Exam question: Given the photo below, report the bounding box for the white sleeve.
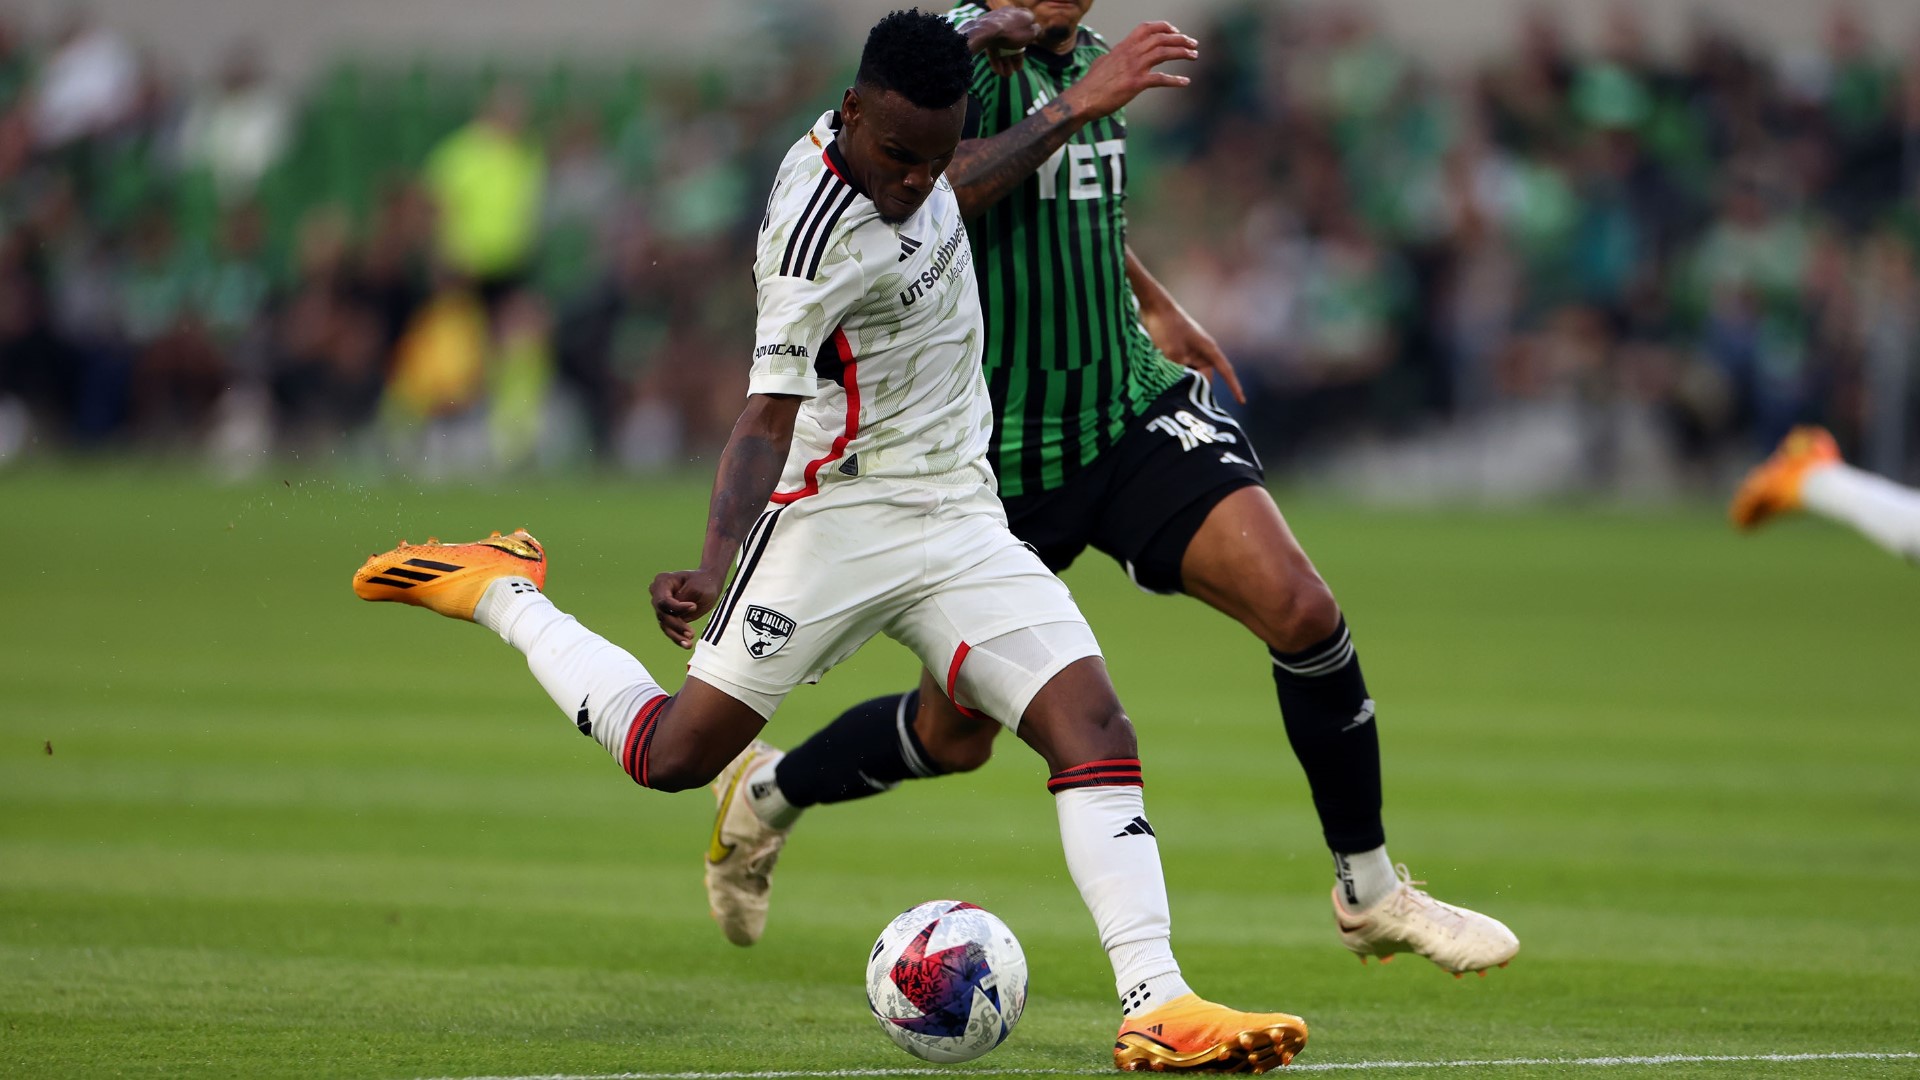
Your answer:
[749,233,867,398]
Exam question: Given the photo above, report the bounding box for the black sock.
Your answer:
[1270,616,1386,852]
[773,691,946,807]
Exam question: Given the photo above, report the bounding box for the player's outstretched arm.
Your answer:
[947,20,1197,219]
[1125,245,1245,403]
[652,393,802,648]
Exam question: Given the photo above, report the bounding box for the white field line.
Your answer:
[418,1049,1919,1080]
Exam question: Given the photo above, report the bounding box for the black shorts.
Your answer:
[1001,371,1265,594]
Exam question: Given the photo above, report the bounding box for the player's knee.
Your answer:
[1070,697,1137,762]
[1018,658,1139,770]
[1262,571,1341,652]
[632,739,719,793]
[923,723,998,773]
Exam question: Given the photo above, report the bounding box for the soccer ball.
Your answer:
[865,899,1028,1063]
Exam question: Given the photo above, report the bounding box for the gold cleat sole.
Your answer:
[1114,1018,1308,1073]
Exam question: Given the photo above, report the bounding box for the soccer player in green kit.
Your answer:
[694,0,1520,986]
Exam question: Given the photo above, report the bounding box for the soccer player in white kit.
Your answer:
[352,12,1307,1072]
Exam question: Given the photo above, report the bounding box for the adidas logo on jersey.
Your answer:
[898,234,923,262]
[896,226,966,307]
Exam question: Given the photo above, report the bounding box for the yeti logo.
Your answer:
[742,606,795,659]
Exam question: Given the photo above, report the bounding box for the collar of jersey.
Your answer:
[1026,27,1093,75]
[821,111,871,199]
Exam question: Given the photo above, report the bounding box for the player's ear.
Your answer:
[841,86,862,130]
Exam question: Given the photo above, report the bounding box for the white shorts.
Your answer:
[687,469,1100,726]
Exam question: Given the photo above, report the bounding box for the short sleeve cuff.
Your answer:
[748,373,824,398]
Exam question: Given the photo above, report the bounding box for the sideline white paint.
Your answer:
[418,1049,1919,1080]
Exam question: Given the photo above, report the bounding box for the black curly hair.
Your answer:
[855,9,971,111]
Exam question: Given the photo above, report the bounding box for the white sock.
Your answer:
[1801,463,1920,563]
[474,577,666,762]
[744,756,800,828]
[1053,780,1192,1010]
[1334,845,1399,910]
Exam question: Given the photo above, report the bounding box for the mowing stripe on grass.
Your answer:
[419,1049,1920,1080]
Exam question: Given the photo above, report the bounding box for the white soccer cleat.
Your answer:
[704,739,791,947]
[1333,864,1519,975]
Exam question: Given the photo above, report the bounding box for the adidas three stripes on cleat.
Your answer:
[352,529,547,620]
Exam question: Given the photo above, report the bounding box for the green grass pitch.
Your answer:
[3,468,1917,1079]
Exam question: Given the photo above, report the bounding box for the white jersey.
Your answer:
[750,112,993,500]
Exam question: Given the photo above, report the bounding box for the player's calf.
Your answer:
[353,530,760,795]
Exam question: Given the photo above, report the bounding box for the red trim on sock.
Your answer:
[1047,773,1146,793]
[944,642,983,719]
[1047,757,1144,793]
[623,694,670,787]
[620,711,647,778]
[1053,757,1143,775]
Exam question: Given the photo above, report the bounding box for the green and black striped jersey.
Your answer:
[949,3,1186,498]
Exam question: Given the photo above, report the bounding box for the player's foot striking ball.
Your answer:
[1331,864,1519,975]
[1113,993,1309,1073]
[708,0,1518,981]
[354,11,1307,1069]
[352,530,547,619]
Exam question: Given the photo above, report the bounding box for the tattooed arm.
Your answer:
[947,20,1197,220]
[651,394,802,648]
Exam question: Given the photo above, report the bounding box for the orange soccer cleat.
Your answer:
[352,529,546,621]
[1730,426,1840,531]
[1113,994,1308,1073]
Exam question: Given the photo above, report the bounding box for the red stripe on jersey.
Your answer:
[771,327,859,504]
[944,642,983,720]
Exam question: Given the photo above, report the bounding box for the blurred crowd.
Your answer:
[1,4,1918,492]
[1146,2,1920,491]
